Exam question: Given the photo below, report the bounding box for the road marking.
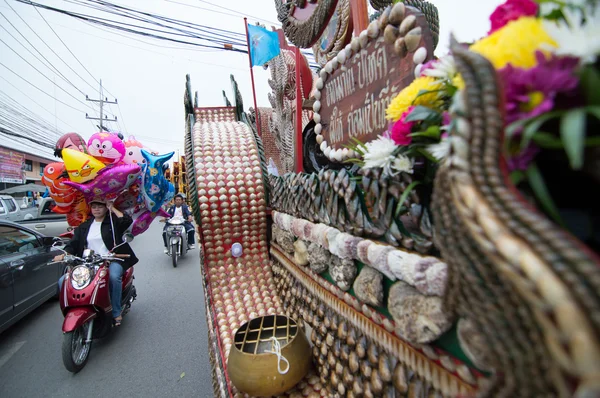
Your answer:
[0,341,25,368]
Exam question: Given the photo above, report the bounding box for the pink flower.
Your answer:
[489,0,538,34]
[501,51,579,126]
[390,106,416,146]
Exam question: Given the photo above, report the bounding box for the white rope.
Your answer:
[264,337,290,375]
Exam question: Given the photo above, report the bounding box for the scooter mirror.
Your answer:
[123,233,134,243]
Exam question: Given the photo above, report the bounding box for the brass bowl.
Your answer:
[227,315,312,396]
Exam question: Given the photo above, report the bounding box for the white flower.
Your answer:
[361,136,414,177]
[542,5,600,64]
[422,55,457,80]
[391,155,414,174]
[362,136,397,169]
[426,137,451,162]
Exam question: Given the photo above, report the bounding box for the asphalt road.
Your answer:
[0,222,214,398]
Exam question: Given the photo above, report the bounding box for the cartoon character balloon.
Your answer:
[54,133,88,158]
[62,148,106,183]
[66,192,90,227]
[123,136,148,166]
[87,132,126,165]
[130,149,174,235]
[41,162,77,214]
[64,164,142,202]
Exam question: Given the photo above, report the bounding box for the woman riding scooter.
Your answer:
[54,198,138,326]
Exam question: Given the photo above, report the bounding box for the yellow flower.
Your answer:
[386,77,444,121]
[452,75,465,90]
[470,17,558,70]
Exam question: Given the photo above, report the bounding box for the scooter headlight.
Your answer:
[71,266,92,290]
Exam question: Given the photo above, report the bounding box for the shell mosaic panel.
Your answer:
[192,115,324,397]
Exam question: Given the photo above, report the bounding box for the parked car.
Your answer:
[0,220,65,334]
[18,197,72,238]
[0,195,25,222]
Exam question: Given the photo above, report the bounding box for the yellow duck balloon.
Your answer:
[62,148,105,183]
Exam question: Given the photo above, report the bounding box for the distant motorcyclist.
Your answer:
[162,193,195,253]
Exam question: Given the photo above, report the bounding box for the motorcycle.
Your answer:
[54,234,137,373]
[164,216,188,268]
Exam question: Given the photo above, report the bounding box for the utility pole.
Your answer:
[85,79,117,132]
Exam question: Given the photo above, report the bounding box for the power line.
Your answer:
[1,0,92,96]
[0,78,78,130]
[17,0,248,52]
[0,91,69,134]
[196,0,281,26]
[0,37,97,112]
[0,61,86,113]
[30,4,103,94]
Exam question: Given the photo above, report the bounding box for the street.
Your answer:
[0,222,214,398]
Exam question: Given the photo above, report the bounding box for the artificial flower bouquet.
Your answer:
[350,0,600,245]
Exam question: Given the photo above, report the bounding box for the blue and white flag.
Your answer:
[247,24,281,66]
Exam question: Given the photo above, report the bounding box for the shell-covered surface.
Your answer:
[271,244,480,396]
[432,42,600,396]
[192,112,323,397]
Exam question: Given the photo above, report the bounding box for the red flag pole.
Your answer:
[294,46,303,173]
[243,17,262,138]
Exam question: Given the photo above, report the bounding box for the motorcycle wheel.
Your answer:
[62,321,92,373]
[171,243,178,268]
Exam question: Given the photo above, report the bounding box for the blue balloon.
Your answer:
[140,149,175,212]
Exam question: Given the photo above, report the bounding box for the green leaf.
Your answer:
[526,163,565,227]
[560,109,586,169]
[520,112,561,150]
[510,170,526,185]
[505,110,564,140]
[416,147,439,163]
[180,372,186,379]
[531,131,564,148]
[543,8,566,21]
[579,66,600,105]
[409,125,441,140]
[395,180,422,217]
[586,105,600,121]
[404,106,441,123]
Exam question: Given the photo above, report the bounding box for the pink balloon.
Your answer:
[64,164,141,202]
[88,132,126,165]
[131,208,169,236]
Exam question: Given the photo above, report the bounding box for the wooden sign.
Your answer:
[312,3,433,162]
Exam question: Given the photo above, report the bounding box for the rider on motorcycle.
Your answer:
[54,198,138,326]
[162,193,196,253]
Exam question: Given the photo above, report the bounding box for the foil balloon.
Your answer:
[129,149,175,236]
[54,132,88,158]
[87,132,126,165]
[62,148,105,183]
[64,164,142,202]
[66,192,90,227]
[114,182,141,214]
[131,207,170,236]
[140,149,174,212]
[123,136,148,166]
[41,162,77,214]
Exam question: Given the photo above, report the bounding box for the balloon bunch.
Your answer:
[44,132,175,235]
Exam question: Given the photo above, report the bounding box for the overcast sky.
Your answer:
[0,0,502,157]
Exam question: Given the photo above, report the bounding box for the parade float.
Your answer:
[186,0,600,396]
[45,132,175,235]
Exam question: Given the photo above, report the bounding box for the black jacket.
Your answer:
[166,204,192,219]
[64,213,139,270]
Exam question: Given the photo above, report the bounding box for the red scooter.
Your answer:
[54,234,137,373]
